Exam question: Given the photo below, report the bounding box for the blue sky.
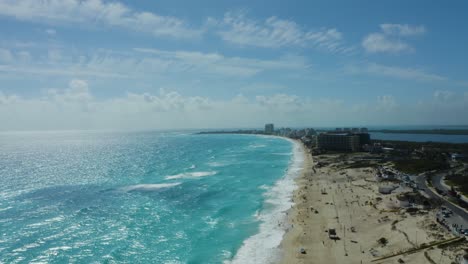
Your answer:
[0,0,467,130]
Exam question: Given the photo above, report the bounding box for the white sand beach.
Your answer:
[280,144,466,264]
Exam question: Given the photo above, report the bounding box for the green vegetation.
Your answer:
[445,173,468,195]
[393,159,449,174]
[345,161,378,169]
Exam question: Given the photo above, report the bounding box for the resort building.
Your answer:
[316,131,371,152]
[316,133,361,152]
[264,123,274,134]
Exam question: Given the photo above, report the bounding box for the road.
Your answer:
[414,173,468,228]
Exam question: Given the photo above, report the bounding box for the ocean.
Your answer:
[0,131,303,264]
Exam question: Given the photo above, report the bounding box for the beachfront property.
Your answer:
[316,130,370,152]
[265,123,274,134]
[452,153,468,162]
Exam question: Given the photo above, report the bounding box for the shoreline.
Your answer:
[228,137,305,264]
[279,149,465,264]
[278,140,314,263]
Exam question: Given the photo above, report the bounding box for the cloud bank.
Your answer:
[1,80,467,131]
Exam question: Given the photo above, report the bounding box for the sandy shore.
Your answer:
[279,143,465,264]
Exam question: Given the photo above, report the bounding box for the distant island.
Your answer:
[369,129,468,135]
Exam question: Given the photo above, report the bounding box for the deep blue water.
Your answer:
[0,131,302,263]
[370,132,468,143]
[315,125,468,143]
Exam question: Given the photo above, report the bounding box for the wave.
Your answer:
[165,171,217,180]
[207,161,228,167]
[247,143,266,149]
[120,183,181,192]
[227,138,304,264]
[272,152,292,156]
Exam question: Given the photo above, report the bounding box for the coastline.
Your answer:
[228,137,305,264]
[279,149,465,264]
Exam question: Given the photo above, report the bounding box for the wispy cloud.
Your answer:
[376,95,398,111]
[133,47,310,77]
[362,24,425,53]
[215,11,351,53]
[380,24,426,36]
[362,33,412,53]
[0,0,201,38]
[0,46,310,79]
[0,64,127,78]
[346,62,446,82]
[0,48,14,62]
[433,90,454,102]
[45,28,57,36]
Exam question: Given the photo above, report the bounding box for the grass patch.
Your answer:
[345,161,377,169]
[393,159,449,174]
[445,174,468,195]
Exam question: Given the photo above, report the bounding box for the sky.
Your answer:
[0,0,467,131]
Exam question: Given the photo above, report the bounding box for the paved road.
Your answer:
[432,173,449,193]
[415,173,468,224]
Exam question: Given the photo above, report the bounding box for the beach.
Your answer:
[280,143,465,264]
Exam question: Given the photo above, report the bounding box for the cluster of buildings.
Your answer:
[264,124,371,152]
[264,124,317,138]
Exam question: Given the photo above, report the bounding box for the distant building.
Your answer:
[305,128,317,136]
[357,133,371,145]
[264,123,274,134]
[451,153,467,162]
[317,133,360,152]
[317,130,371,152]
[360,127,368,133]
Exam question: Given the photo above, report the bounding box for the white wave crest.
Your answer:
[120,183,181,192]
[207,161,227,167]
[248,143,266,149]
[227,138,304,264]
[165,171,217,180]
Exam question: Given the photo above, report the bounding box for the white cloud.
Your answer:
[0,48,14,62]
[45,28,56,35]
[0,64,127,78]
[346,62,446,82]
[255,94,301,111]
[48,49,62,62]
[362,33,411,53]
[239,83,287,93]
[0,0,201,39]
[433,90,454,102]
[380,24,426,36]
[1,82,467,131]
[17,51,31,62]
[0,47,310,80]
[216,12,350,53]
[131,48,309,77]
[377,95,397,111]
[362,23,425,53]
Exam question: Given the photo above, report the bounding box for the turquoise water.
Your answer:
[0,131,302,263]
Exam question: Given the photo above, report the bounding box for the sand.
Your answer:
[279,144,465,264]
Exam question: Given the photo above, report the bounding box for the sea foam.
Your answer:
[227,138,304,264]
[120,183,181,192]
[165,171,217,180]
